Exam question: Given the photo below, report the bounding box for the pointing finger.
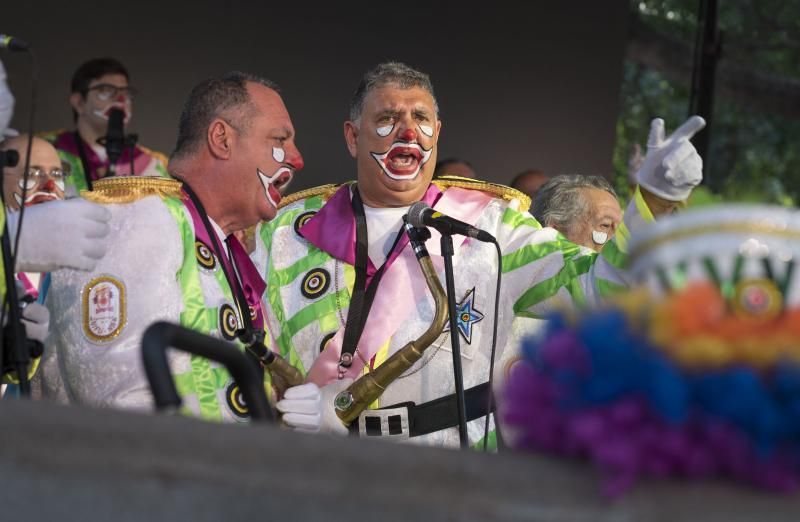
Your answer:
[669,115,706,142]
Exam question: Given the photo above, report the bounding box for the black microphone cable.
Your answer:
[483,238,503,452]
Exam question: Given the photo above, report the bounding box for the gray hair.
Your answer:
[349,61,439,122]
[531,174,617,235]
[171,71,278,161]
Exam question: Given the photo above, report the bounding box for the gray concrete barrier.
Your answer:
[0,399,798,521]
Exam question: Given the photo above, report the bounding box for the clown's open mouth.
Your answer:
[15,191,59,207]
[371,142,432,180]
[258,167,293,208]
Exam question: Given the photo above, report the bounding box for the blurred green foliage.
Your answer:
[614,0,800,206]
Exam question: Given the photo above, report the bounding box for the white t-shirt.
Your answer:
[362,204,410,267]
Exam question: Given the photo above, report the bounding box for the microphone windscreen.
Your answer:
[408,201,430,229]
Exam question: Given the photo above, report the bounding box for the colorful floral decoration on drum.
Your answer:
[502,281,800,497]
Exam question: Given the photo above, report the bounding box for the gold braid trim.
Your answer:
[278,183,342,209]
[81,177,184,204]
[433,175,531,212]
[138,145,170,167]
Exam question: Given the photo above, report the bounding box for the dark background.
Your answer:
[3,1,629,191]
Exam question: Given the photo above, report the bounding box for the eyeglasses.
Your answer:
[20,166,71,187]
[85,83,138,101]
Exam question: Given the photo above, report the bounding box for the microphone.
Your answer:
[98,108,125,175]
[0,34,30,52]
[408,201,495,243]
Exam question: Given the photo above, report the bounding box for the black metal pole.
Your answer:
[141,321,273,422]
[0,216,30,396]
[440,233,469,448]
[689,0,721,190]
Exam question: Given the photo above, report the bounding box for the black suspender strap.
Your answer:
[338,186,405,374]
[179,180,256,340]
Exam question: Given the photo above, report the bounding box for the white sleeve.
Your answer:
[42,196,185,410]
[0,59,15,136]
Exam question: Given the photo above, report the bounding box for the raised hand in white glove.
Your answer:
[276,378,353,435]
[636,115,706,201]
[21,302,49,344]
[9,198,111,272]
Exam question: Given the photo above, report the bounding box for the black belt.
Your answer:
[351,382,493,438]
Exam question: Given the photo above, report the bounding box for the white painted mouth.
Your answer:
[370,141,433,181]
[95,104,131,124]
[258,167,292,209]
[592,230,609,245]
[14,191,59,207]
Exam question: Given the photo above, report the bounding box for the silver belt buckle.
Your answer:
[357,406,410,439]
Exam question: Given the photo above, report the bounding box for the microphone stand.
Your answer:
[440,233,469,448]
[0,156,31,397]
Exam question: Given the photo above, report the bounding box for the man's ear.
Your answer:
[69,92,84,116]
[207,119,233,159]
[344,121,359,159]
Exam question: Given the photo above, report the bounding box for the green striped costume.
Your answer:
[254,181,641,448]
[41,182,269,422]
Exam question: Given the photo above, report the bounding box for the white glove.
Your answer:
[636,115,706,201]
[276,378,353,435]
[9,198,112,272]
[21,302,49,344]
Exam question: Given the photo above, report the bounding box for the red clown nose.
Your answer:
[399,128,417,142]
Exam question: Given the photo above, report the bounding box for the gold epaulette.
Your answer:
[81,176,184,204]
[138,145,170,167]
[433,175,531,213]
[278,183,342,209]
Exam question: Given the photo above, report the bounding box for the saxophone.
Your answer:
[243,332,305,396]
[333,219,449,425]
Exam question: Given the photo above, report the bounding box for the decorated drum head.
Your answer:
[628,204,800,310]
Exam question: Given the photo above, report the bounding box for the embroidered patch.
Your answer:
[443,287,484,344]
[301,268,331,299]
[82,275,126,343]
[225,381,250,420]
[319,331,336,353]
[195,240,217,271]
[219,304,239,340]
[294,211,317,237]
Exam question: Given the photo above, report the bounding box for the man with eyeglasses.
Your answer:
[42,57,168,196]
[0,134,113,394]
[1,132,75,293]
[2,135,68,211]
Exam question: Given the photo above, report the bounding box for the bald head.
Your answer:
[511,169,549,200]
[1,135,65,210]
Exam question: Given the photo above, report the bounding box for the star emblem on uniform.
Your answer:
[444,287,484,344]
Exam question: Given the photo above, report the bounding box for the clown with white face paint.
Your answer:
[254,61,706,450]
[1,136,67,212]
[41,72,302,420]
[41,58,169,196]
